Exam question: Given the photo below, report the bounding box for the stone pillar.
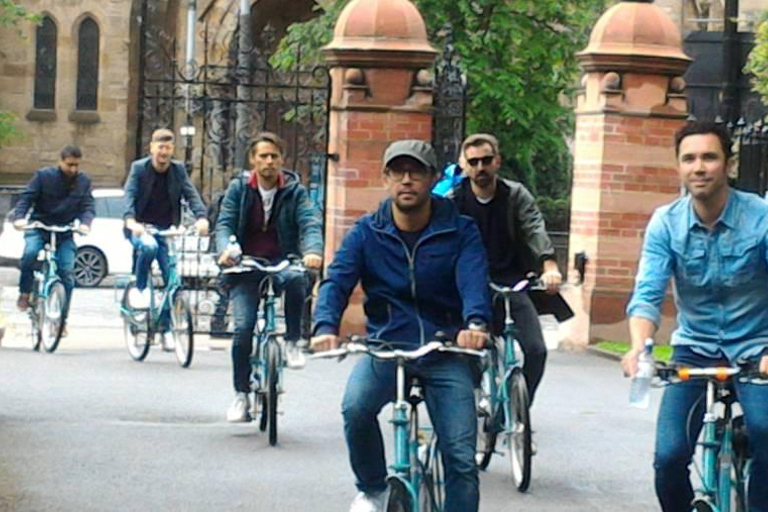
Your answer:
[564,0,692,346]
[321,0,437,333]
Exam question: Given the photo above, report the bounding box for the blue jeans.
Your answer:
[342,354,479,512]
[230,268,307,392]
[19,229,76,319]
[130,233,169,290]
[654,346,768,512]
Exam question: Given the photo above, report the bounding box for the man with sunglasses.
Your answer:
[448,133,562,408]
[311,139,491,512]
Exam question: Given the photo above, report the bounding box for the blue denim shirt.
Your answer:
[627,189,768,361]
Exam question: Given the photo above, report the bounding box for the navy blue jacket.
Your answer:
[313,196,491,345]
[12,167,95,227]
[123,157,207,236]
[214,170,323,258]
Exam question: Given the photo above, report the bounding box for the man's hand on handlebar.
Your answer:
[12,219,26,231]
[77,224,91,235]
[760,354,768,375]
[125,218,145,237]
[456,329,488,350]
[310,334,339,353]
[303,253,322,270]
[541,259,562,295]
[217,248,239,268]
[195,218,210,236]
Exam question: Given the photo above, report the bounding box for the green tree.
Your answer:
[0,0,39,147]
[745,11,768,108]
[272,0,605,213]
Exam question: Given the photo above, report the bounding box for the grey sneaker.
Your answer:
[349,490,387,512]
[285,342,306,370]
[161,331,175,352]
[226,392,251,423]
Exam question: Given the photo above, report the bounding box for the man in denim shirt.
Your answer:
[624,121,768,512]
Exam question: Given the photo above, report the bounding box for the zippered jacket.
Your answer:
[214,170,322,259]
[313,196,491,345]
[12,167,95,227]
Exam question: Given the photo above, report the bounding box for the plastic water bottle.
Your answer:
[226,235,242,264]
[629,339,654,409]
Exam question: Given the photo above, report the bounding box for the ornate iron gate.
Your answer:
[136,3,330,203]
[432,27,467,172]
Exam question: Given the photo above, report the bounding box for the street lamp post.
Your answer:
[182,0,197,174]
[722,0,740,121]
[234,0,253,173]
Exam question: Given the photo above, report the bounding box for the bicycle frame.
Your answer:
[250,272,284,392]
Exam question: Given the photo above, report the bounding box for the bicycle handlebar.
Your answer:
[310,336,485,362]
[220,256,305,276]
[654,360,768,385]
[143,225,198,238]
[490,278,546,296]
[23,221,82,233]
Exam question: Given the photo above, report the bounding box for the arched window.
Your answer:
[33,16,57,109]
[76,17,99,111]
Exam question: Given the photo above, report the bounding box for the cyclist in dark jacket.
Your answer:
[12,145,94,329]
[311,140,490,512]
[216,132,322,422]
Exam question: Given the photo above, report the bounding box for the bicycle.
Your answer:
[655,360,767,512]
[475,278,537,492]
[311,336,484,512]
[119,225,194,368]
[23,221,80,353]
[220,256,307,446]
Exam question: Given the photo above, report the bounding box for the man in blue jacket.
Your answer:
[12,145,95,331]
[311,140,491,512]
[123,128,209,313]
[216,132,323,422]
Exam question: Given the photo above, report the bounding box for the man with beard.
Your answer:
[624,121,768,511]
[123,129,209,348]
[311,140,490,512]
[13,145,95,335]
[448,133,562,407]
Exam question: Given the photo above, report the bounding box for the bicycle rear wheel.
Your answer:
[123,285,151,362]
[40,281,66,353]
[506,368,532,492]
[171,291,194,368]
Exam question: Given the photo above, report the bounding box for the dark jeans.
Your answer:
[342,355,479,512]
[654,346,768,512]
[491,291,547,404]
[19,229,76,319]
[230,268,307,392]
[130,233,169,290]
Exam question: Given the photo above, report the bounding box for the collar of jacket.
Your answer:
[371,196,459,238]
[248,170,289,190]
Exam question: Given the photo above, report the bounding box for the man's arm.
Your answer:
[214,179,242,265]
[12,171,42,225]
[310,223,365,350]
[512,183,556,263]
[78,178,96,227]
[122,161,144,235]
[455,219,492,327]
[622,211,674,376]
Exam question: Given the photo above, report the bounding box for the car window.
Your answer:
[94,195,126,219]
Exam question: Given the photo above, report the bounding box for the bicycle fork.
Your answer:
[697,381,733,512]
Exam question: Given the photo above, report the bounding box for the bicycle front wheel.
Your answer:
[40,281,66,353]
[386,477,414,512]
[123,285,151,362]
[29,291,42,352]
[506,368,532,492]
[418,435,445,512]
[171,291,194,368]
[265,339,280,446]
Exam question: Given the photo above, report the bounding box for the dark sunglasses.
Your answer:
[466,155,495,167]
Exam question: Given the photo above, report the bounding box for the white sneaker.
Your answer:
[129,287,151,309]
[349,491,387,512]
[226,392,251,423]
[162,331,175,351]
[285,343,306,370]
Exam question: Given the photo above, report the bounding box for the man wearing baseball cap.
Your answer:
[312,140,491,512]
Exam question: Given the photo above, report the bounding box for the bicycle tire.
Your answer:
[476,353,501,470]
[123,285,151,362]
[40,281,66,353]
[732,456,750,512]
[418,435,445,512]
[171,292,194,368]
[692,498,716,512]
[29,291,42,352]
[266,339,280,446]
[506,368,532,492]
[386,477,413,512]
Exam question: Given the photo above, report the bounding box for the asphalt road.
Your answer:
[0,271,661,512]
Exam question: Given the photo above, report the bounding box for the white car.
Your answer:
[0,188,218,287]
